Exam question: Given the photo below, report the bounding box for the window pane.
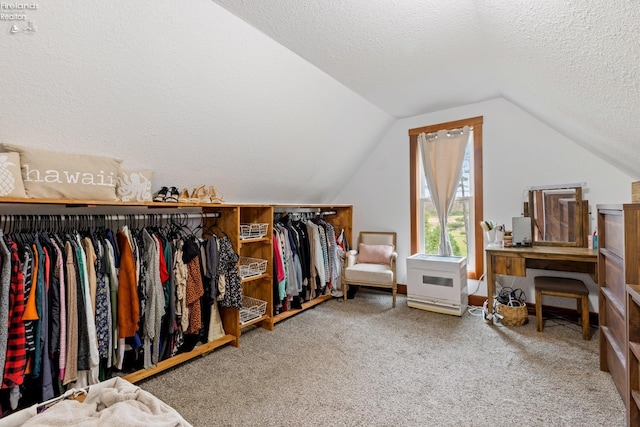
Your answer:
[421,198,470,257]
[419,135,475,272]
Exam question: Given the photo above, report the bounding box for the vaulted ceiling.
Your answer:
[213,0,640,179]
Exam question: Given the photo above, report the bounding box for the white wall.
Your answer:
[0,0,393,203]
[334,97,633,312]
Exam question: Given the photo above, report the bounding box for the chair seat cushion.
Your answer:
[345,263,393,284]
[534,276,588,295]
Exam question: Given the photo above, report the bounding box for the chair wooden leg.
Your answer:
[344,284,347,303]
[536,289,543,332]
[581,295,590,340]
[576,298,582,325]
[392,287,396,308]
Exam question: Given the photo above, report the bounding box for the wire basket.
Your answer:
[240,295,267,324]
[240,223,269,240]
[495,300,529,326]
[238,256,267,279]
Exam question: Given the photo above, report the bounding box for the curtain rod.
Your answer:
[418,125,470,140]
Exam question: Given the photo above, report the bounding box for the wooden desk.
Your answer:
[485,246,598,324]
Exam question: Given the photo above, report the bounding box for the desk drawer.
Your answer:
[491,256,525,276]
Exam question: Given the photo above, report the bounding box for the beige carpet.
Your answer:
[139,289,625,426]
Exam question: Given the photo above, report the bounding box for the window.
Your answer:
[409,116,484,279]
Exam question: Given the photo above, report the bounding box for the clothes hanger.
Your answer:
[200,213,227,239]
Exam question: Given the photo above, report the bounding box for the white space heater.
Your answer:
[406,254,468,316]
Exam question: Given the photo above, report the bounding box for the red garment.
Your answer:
[157,238,169,283]
[273,232,285,283]
[3,239,26,388]
[117,231,139,338]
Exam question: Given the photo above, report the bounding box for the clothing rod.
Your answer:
[273,208,322,214]
[273,211,336,219]
[273,208,337,215]
[0,213,221,232]
[0,212,220,221]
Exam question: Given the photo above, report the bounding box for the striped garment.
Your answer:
[21,248,35,352]
[3,239,27,388]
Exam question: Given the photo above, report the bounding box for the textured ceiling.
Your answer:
[213,0,640,179]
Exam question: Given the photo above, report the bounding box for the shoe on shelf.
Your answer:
[153,187,169,202]
[192,185,210,204]
[165,186,180,203]
[208,186,223,204]
[178,188,191,203]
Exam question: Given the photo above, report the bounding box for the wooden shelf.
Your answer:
[121,334,236,383]
[0,197,278,209]
[270,295,334,325]
[629,284,640,306]
[241,273,271,284]
[602,326,625,360]
[239,237,271,245]
[632,390,640,411]
[598,204,640,424]
[602,287,625,316]
[240,314,270,329]
[600,247,622,262]
[631,342,640,361]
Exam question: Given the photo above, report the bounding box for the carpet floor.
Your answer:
[139,289,625,426]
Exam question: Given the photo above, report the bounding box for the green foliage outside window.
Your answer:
[423,209,465,256]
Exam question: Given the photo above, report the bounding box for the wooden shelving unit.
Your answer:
[268,204,352,327]
[627,284,640,426]
[0,197,352,386]
[598,203,640,426]
[0,197,244,382]
[212,203,353,337]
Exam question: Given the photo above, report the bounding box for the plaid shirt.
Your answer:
[3,238,27,388]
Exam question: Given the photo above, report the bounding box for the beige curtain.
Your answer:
[418,126,470,256]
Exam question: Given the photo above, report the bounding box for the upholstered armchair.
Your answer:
[342,231,397,307]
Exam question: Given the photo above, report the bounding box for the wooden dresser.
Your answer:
[597,204,640,424]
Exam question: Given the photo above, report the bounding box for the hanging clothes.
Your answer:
[142,230,164,369]
[272,213,349,310]
[185,257,204,335]
[0,235,12,385]
[117,228,139,339]
[217,236,242,309]
[62,241,78,386]
[53,239,66,383]
[2,237,26,389]
[94,241,111,363]
[0,213,236,413]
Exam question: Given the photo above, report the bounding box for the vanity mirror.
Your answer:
[526,184,588,247]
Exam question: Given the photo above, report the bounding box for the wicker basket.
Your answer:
[495,300,528,326]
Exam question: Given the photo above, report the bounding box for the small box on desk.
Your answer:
[633,181,640,203]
